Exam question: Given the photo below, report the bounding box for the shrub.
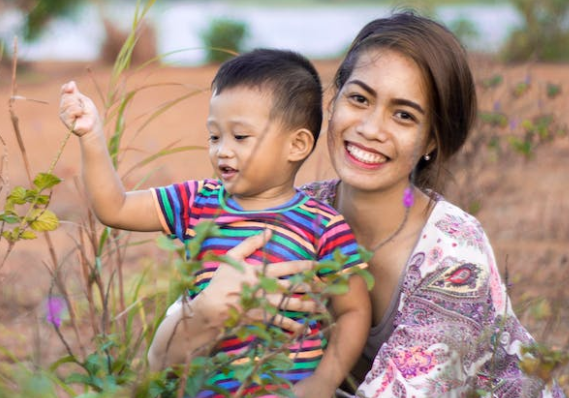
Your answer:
[200,18,249,64]
[502,0,569,62]
[448,17,480,50]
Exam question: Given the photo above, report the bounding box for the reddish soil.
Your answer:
[0,57,568,375]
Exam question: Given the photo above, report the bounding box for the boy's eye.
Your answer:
[234,134,249,140]
[208,135,219,142]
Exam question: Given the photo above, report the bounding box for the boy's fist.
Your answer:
[59,81,101,137]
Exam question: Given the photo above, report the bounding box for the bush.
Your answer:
[502,0,569,62]
[200,18,249,64]
[448,17,479,50]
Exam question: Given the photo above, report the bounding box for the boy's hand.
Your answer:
[59,81,101,137]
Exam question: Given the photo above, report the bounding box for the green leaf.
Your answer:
[33,172,62,191]
[7,186,27,205]
[323,283,350,296]
[24,188,39,202]
[2,230,15,242]
[35,194,51,205]
[65,372,93,386]
[259,276,279,293]
[156,234,180,252]
[28,209,60,231]
[20,230,37,240]
[268,352,294,371]
[332,248,348,265]
[3,228,25,242]
[49,355,79,372]
[354,268,375,291]
[97,226,111,257]
[0,212,20,224]
[357,246,374,263]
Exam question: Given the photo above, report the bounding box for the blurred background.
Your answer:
[1,0,568,67]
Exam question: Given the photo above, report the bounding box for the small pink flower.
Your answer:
[403,187,414,208]
[46,296,67,328]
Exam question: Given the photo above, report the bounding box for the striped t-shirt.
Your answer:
[152,179,364,397]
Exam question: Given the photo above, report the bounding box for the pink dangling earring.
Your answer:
[424,153,431,161]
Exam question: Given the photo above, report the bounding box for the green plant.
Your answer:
[448,16,480,49]
[502,0,569,62]
[447,70,567,213]
[19,0,85,41]
[0,35,67,270]
[200,18,249,64]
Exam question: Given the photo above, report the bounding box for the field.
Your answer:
[1,54,568,394]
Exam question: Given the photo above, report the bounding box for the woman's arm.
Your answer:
[293,275,371,398]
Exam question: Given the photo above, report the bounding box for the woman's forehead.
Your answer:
[351,50,427,98]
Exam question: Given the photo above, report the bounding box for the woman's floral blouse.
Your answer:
[302,180,565,398]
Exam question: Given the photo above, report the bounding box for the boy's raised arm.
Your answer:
[59,81,162,232]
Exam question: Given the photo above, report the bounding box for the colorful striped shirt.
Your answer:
[152,179,365,397]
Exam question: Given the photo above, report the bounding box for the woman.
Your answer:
[299,12,565,397]
[157,11,565,398]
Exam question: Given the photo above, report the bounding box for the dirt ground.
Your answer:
[1,56,568,369]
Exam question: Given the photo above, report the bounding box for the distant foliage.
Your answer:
[448,17,480,50]
[448,69,567,215]
[21,0,84,41]
[502,0,569,62]
[200,18,249,64]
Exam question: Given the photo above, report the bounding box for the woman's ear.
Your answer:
[326,99,335,121]
[425,134,437,158]
[288,128,315,163]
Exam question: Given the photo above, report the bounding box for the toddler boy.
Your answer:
[59,48,370,398]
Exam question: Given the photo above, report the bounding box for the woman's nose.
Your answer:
[356,109,388,142]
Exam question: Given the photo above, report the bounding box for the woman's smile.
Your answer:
[345,141,388,167]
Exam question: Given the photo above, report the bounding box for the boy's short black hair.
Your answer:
[211,48,323,145]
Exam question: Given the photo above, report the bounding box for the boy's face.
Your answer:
[207,86,295,202]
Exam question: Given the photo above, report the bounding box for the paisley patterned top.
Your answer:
[301,180,565,398]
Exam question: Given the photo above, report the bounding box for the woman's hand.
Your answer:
[292,374,336,398]
[197,230,324,334]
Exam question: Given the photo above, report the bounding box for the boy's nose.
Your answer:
[216,142,234,158]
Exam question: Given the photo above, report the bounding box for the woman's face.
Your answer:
[328,49,433,194]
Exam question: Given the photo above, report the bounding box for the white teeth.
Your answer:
[346,143,386,164]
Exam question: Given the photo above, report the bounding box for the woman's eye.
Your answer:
[234,134,249,141]
[395,111,416,122]
[349,94,368,105]
[208,135,219,142]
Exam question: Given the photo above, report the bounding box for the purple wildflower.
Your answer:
[403,186,414,208]
[46,296,66,328]
[493,101,501,111]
